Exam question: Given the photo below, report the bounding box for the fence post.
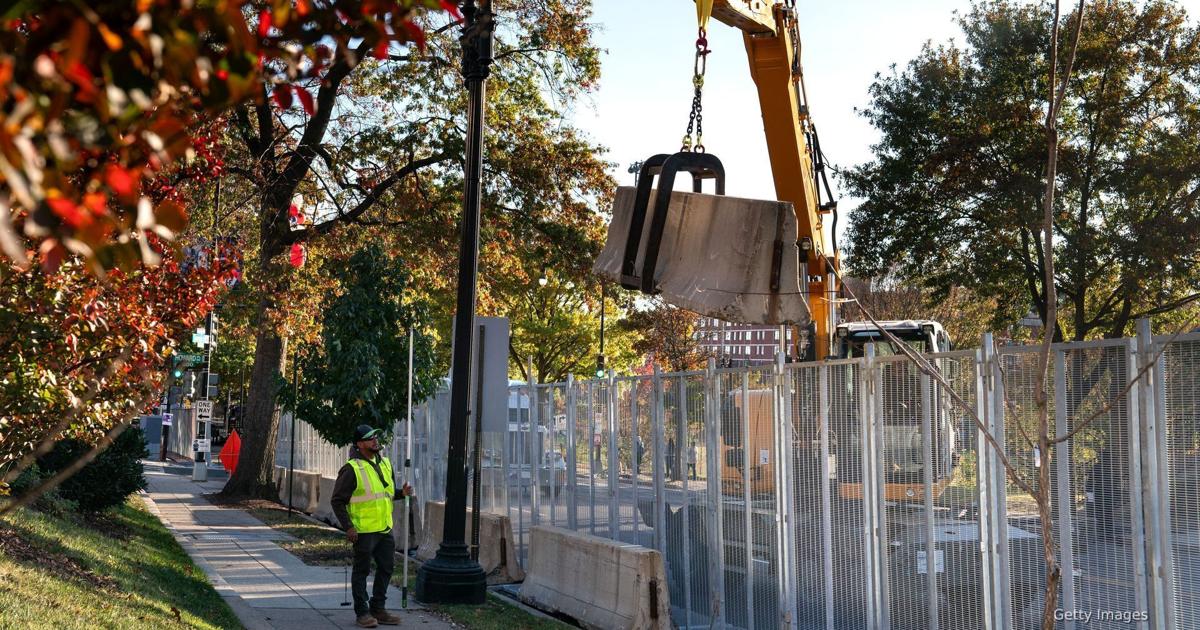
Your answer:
[819,363,835,629]
[501,387,514,563]
[530,365,541,528]
[588,379,597,537]
[1148,320,1177,630]
[567,375,578,531]
[652,365,667,556]
[920,369,939,630]
[774,352,798,628]
[679,374,693,629]
[1126,338,1152,622]
[976,334,1000,630]
[1054,350,1077,630]
[872,347,891,630]
[860,344,881,629]
[548,385,558,527]
[607,370,619,542]
[704,358,726,627]
[1137,318,1172,629]
[989,340,1012,629]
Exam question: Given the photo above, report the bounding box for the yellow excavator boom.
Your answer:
[710,0,836,360]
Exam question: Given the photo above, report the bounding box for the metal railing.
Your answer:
[277,321,1199,629]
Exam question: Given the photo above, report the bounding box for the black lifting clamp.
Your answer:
[619,152,726,295]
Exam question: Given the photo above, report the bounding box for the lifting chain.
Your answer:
[681,28,710,153]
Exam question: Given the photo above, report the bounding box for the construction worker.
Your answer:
[331,424,411,628]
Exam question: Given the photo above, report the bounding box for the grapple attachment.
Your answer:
[593,152,810,326]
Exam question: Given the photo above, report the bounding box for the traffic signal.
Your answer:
[173,368,183,379]
[595,353,606,378]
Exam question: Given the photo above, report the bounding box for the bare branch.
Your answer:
[290,152,452,243]
[830,267,1040,499]
[1052,314,1200,446]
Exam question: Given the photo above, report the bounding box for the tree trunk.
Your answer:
[221,312,287,498]
[221,194,292,499]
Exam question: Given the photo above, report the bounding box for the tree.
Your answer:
[0,238,237,505]
[841,276,999,347]
[843,0,1200,341]
[0,0,448,272]
[221,1,608,498]
[284,245,440,446]
[501,270,639,384]
[621,300,713,372]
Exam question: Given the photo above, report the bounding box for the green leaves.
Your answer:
[846,0,1200,339]
[286,244,439,447]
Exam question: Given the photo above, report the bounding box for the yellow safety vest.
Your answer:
[347,457,394,534]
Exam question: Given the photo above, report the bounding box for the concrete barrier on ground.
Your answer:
[313,474,338,525]
[520,526,670,630]
[416,500,524,584]
[273,466,321,514]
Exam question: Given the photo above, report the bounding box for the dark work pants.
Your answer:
[351,531,395,615]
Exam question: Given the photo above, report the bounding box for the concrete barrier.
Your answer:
[273,466,321,514]
[520,526,670,630]
[314,474,338,525]
[416,500,524,584]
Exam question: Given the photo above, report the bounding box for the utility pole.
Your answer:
[414,0,492,605]
[596,280,606,378]
[192,180,220,481]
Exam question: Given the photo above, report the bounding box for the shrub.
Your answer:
[5,464,79,516]
[38,424,148,513]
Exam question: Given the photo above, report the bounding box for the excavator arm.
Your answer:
[593,1,839,359]
[710,0,838,359]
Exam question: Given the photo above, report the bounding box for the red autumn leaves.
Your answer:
[1,1,457,274]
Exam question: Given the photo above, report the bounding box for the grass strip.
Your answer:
[0,496,241,629]
[429,592,570,630]
[243,505,352,566]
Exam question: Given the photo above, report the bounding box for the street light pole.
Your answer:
[414,0,492,605]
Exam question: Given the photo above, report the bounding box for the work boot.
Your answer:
[371,609,401,625]
[355,613,379,628]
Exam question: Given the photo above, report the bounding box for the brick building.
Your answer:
[694,317,796,366]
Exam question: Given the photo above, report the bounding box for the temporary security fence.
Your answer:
[277,321,1200,629]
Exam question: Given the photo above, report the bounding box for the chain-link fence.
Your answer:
[276,321,1198,629]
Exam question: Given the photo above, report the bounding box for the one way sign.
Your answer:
[196,400,213,422]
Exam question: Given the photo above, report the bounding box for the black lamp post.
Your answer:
[414,0,492,604]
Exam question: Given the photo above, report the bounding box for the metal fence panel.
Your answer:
[787,362,832,629]
[1057,343,1144,630]
[1163,337,1200,629]
[272,324,1194,630]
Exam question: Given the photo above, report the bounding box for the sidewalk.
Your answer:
[141,460,456,630]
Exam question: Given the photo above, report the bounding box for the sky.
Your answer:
[569,0,1200,247]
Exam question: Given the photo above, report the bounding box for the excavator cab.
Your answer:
[833,320,959,502]
[834,320,953,358]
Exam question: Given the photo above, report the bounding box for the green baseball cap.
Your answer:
[353,424,382,442]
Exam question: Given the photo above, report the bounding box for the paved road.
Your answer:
[141,460,456,630]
